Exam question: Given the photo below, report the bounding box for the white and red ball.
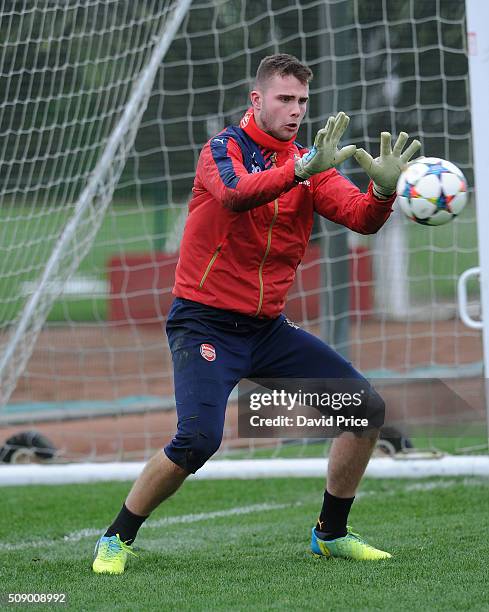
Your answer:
[396,157,467,226]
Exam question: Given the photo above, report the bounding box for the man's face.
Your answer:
[251,74,308,141]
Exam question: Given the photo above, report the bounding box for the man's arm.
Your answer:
[199,136,296,213]
[312,169,396,235]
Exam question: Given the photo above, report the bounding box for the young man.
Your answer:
[93,54,420,573]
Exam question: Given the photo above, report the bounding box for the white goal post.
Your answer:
[466,0,489,395]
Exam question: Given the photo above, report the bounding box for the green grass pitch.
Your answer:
[1,476,488,610]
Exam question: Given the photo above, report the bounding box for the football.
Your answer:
[396,157,467,226]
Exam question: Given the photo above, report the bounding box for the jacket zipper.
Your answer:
[255,198,279,316]
[198,245,222,289]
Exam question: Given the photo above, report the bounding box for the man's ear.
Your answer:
[250,89,262,111]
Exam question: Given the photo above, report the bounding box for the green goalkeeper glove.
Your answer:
[354,132,421,198]
[294,112,356,180]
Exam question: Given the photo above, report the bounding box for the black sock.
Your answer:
[315,490,354,540]
[105,504,149,545]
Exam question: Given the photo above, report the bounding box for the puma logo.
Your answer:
[213,138,225,144]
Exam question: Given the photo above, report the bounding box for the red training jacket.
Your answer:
[173,109,395,318]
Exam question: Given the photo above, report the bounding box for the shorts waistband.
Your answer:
[172,297,279,329]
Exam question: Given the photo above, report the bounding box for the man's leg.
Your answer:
[95,452,188,570]
[93,393,231,575]
[250,316,390,560]
[326,430,379,498]
[100,383,229,553]
[315,389,385,544]
[93,299,248,574]
[312,427,390,560]
[125,451,188,516]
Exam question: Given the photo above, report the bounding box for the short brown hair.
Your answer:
[255,53,313,88]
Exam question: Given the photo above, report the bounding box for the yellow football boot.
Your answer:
[92,533,137,574]
[311,526,392,561]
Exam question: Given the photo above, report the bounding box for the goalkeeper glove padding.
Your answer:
[354,131,421,198]
[294,112,356,180]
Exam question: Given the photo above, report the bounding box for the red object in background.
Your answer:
[108,246,372,324]
[108,253,179,323]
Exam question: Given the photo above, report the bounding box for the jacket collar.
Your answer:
[240,108,294,152]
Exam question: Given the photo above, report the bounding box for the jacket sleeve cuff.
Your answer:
[368,181,396,207]
[282,158,297,184]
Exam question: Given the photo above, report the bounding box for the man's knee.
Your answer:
[186,429,222,471]
[338,385,385,436]
[164,424,223,474]
[366,388,385,430]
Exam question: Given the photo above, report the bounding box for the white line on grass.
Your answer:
[0,502,301,552]
[1,478,487,552]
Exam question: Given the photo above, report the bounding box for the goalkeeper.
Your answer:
[93,53,420,573]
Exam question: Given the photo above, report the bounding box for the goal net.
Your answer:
[0,0,484,467]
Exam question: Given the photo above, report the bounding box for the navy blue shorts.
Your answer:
[164,298,383,473]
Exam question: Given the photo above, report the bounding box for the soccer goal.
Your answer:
[0,0,486,482]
